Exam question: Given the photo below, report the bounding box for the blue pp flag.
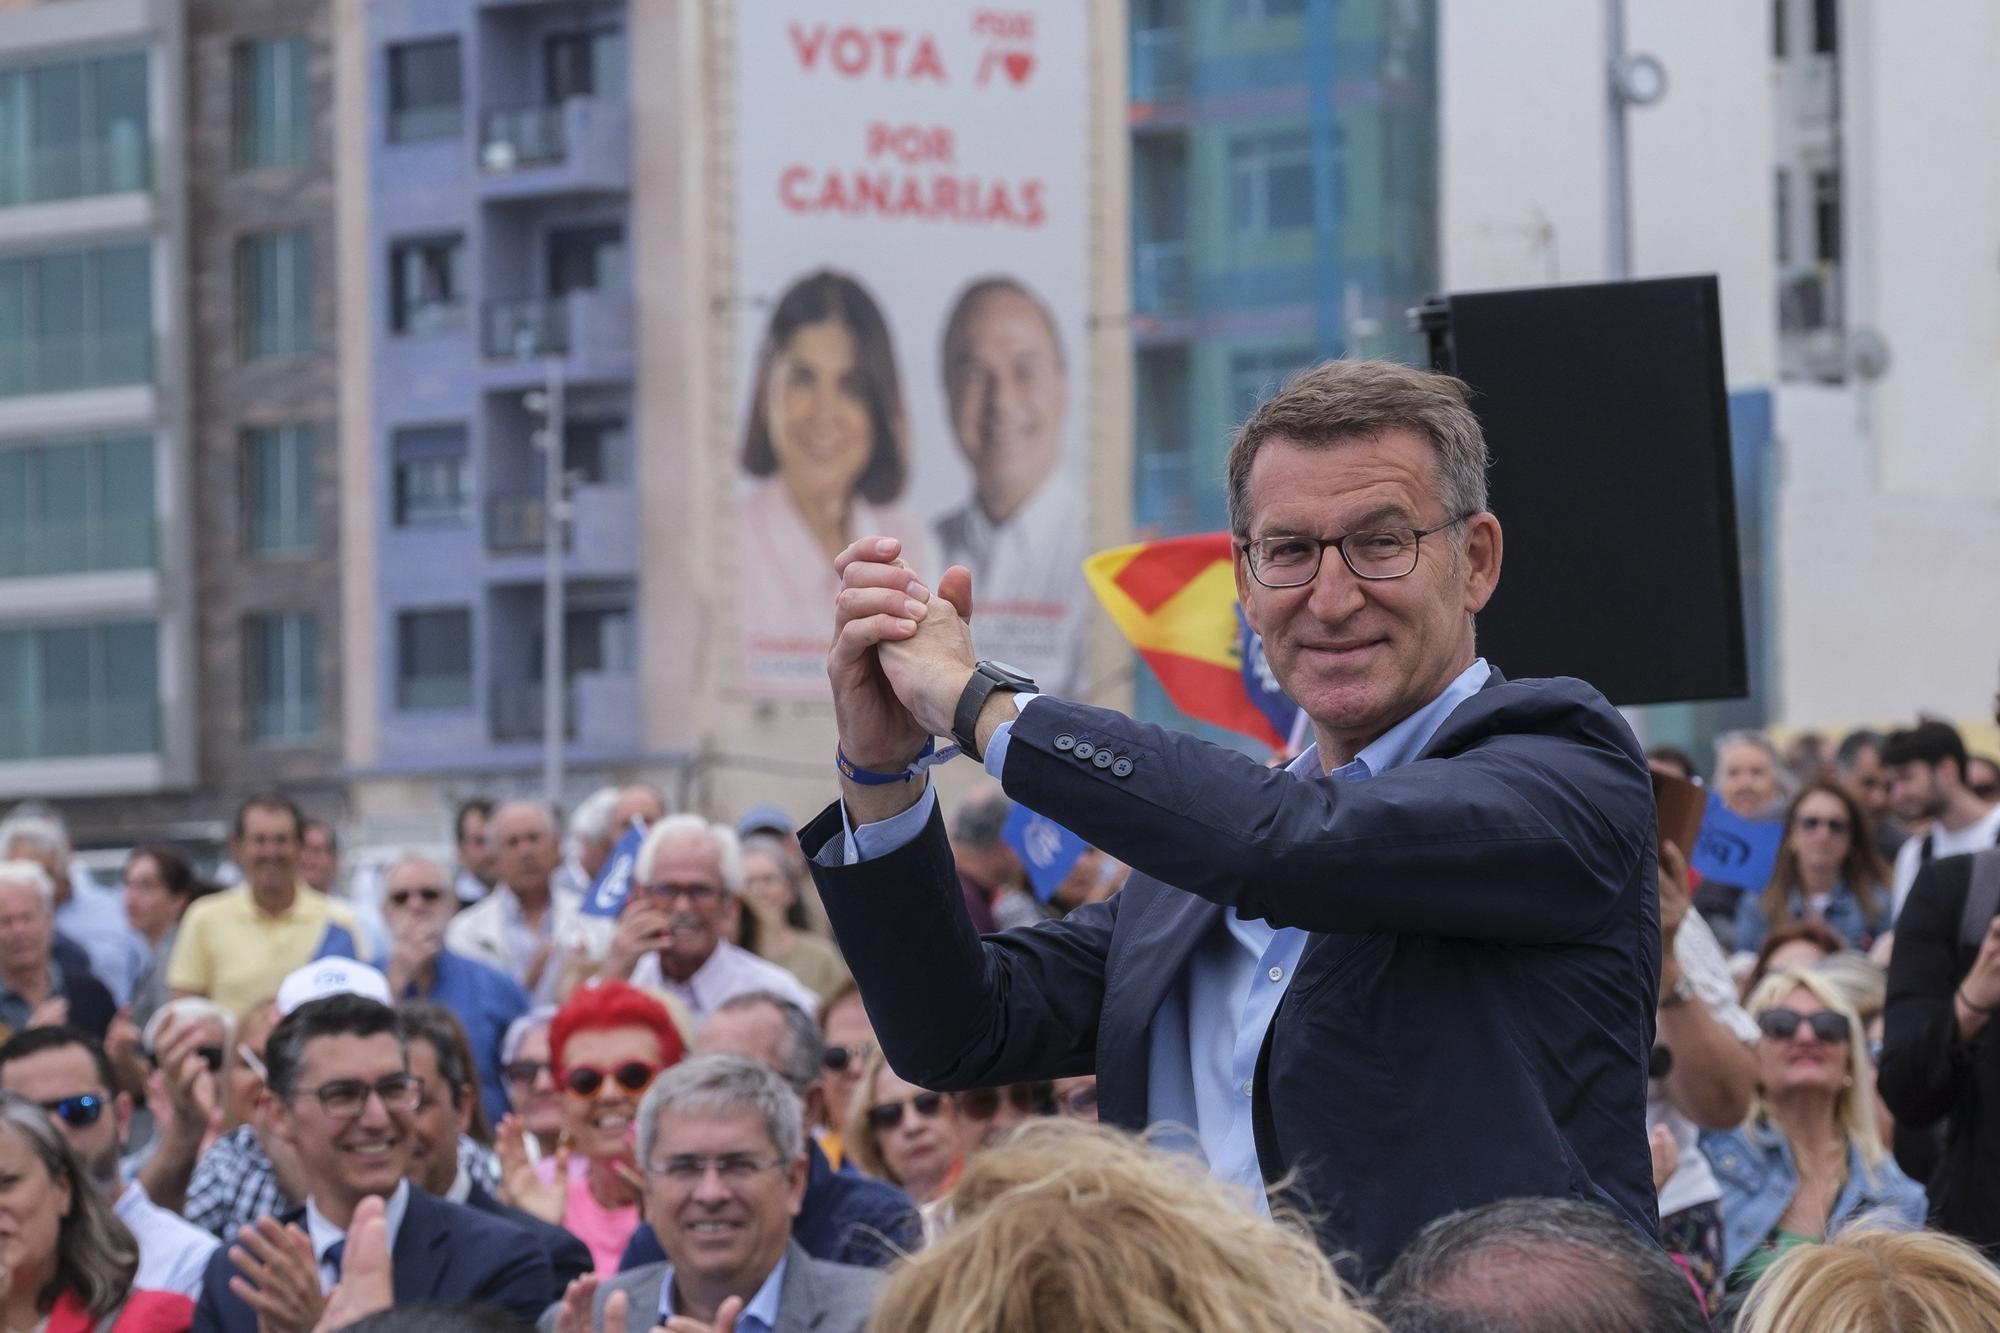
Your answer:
[581,820,646,918]
[1002,804,1088,903]
[1688,793,1785,891]
[1237,605,1302,749]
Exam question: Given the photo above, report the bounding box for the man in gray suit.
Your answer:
[543,1054,880,1333]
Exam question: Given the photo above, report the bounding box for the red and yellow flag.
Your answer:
[1083,533,1289,750]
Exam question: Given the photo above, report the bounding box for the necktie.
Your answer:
[323,1239,346,1280]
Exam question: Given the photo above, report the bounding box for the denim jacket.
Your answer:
[1701,1119,1927,1274]
[1732,880,1884,955]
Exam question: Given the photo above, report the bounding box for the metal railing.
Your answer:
[0,137,151,209]
[0,697,158,761]
[491,678,574,742]
[486,492,565,553]
[0,514,155,580]
[480,104,567,172]
[483,298,569,359]
[0,330,154,400]
[1778,267,1840,334]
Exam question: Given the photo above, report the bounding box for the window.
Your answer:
[1812,168,1840,263]
[1812,0,1837,54]
[0,434,153,578]
[0,620,157,760]
[239,231,314,361]
[397,608,472,709]
[564,417,630,485]
[1228,131,1314,235]
[0,50,149,207]
[236,38,311,168]
[246,612,318,741]
[1229,346,1314,419]
[547,222,626,296]
[0,243,152,398]
[389,234,465,335]
[546,29,627,102]
[1227,0,1305,17]
[392,424,470,526]
[1774,169,1791,267]
[243,425,315,554]
[387,38,462,142]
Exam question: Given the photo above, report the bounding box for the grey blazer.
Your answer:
[539,1241,882,1333]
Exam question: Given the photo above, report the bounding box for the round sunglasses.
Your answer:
[866,1090,947,1133]
[1757,1008,1851,1044]
[562,1061,661,1099]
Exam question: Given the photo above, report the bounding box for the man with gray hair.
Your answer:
[445,800,591,1004]
[0,805,148,1006]
[0,860,116,1038]
[545,1053,880,1333]
[558,787,622,899]
[1369,1197,1708,1331]
[601,816,816,1022]
[618,993,918,1273]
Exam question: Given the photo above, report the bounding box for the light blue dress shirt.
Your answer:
[658,1252,787,1333]
[845,660,1491,1202]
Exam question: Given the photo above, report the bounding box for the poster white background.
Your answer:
[734,3,1092,694]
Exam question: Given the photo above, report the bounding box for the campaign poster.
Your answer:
[733,3,1094,697]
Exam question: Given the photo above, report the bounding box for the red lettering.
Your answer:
[909,36,946,81]
[776,166,1047,228]
[831,28,870,75]
[876,28,904,76]
[1021,180,1046,227]
[778,164,812,209]
[787,23,825,70]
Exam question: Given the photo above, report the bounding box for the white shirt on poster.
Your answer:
[933,481,1089,694]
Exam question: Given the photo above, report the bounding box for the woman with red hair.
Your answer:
[496,980,683,1274]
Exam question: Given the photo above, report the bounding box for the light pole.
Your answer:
[525,360,567,807]
[1604,0,1668,280]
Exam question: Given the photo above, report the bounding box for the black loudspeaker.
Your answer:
[1414,275,1747,707]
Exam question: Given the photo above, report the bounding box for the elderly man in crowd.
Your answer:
[0,859,116,1039]
[600,816,816,1023]
[380,853,528,1125]
[446,800,590,1005]
[560,788,623,898]
[619,992,919,1273]
[168,794,368,1016]
[194,991,553,1332]
[394,1000,590,1292]
[613,785,669,834]
[546,1054,880,1333]
[0,1024,218,1298]
[0,806,149,1006]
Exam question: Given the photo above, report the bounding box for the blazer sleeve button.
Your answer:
[1111,756,1134,778]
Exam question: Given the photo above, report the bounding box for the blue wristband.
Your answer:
[837,737,960,785]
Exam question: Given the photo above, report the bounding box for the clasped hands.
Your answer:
[828,536,981,773]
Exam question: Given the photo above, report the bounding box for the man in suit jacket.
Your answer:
[544,1055,881,1333]
[193,993,553,1332]
[816,358,1659,1282]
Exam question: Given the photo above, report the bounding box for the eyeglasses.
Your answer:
[293,1073,423,1119]
[1757,1008,1852,1044]
[504,1059,553,1087]
[954,1084,1051,1121]
[866,1090,947,1133]
[1794,816,1851,836]
[633,881,723,907]
[40,1095,105,1128]
[237,1044,268,1082]
[821,1042,875,1074]
[387,886,448,908]
[1240,515,1470,588]
[644,1153,786,1186]
[562,1061,660,1099]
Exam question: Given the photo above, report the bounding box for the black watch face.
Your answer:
[980,660,1037,690]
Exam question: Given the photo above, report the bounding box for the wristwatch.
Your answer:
[953,660,1037,762]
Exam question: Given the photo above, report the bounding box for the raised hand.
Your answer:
[550,1274,601,1333]
[496,1113,567,1222]
[828,536,934,773]
[877,564,981,739]
[228,1216,325,1333]
[662,1295,744,1333]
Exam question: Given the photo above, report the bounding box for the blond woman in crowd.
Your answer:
[1736,1226,2000,1333]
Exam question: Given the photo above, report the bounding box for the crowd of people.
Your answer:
[0,706,1985,1331]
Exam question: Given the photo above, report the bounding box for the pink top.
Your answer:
[536,1154,641,1277]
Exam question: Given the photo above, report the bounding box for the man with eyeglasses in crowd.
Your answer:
[599,816,816,1024]
[380,853,529,1127]
[619,992,918,1274]
[0,1024,219,1298]
[816,359,1660,1281]
[193,990,553,1333]
[546,1054,879,1333]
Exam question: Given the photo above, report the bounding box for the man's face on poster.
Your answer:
[945,286,1066,526]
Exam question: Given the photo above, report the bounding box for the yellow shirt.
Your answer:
[165,885,368,1016]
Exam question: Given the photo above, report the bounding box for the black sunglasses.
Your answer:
[387,886,448,908]
[562,1061,659,1099]
[1794,815,1850,836]
[954,1084,1053,1120]
[866,1090,946,1133]
[42,1095,105,1128]
[504,1059,551,1086]
[821,1043,875,1074]
[1758,1008,1852,1044]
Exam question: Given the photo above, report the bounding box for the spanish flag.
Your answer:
[1083,534,1296,751]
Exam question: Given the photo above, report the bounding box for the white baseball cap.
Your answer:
[276,958,394,1016]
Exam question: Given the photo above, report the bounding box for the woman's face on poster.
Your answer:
[765,318,874,502]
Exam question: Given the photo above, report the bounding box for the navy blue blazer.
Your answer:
[804,670,1660,1283]
[191,1186,555,1333]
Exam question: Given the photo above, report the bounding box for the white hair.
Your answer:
[0,811,67,860]
[0,860,55,911]
[636,813,744,895]
[568,786,621,847]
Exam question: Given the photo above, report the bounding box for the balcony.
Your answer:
[1134,240,1191,318]
[0,514,155,581]
[481,290,633,383]
[0,137,151,210]
[489,670,634,746]
[1778,266,1840,335]
[478,98,629,198]
[484,484,637,574]
[0,331,153,402]
[1131,27,1190,107]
